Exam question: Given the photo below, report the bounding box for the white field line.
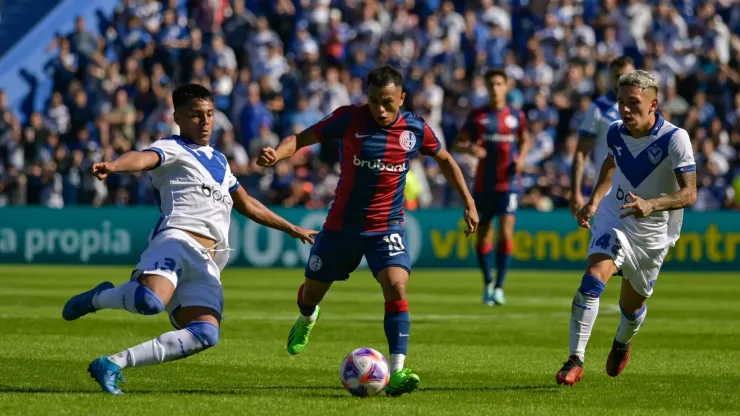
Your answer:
[0,305,621,322]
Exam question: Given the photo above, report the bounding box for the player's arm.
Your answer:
[420,121,478,235]
[432,148,479,236]
[92,150,160,180]
[230,185,318,244]
[569,135,594,213]
[451,113,486,158]
[570,104,600,214]
[621,171,697,219]
[258,128,319,167]
[258,106,354,167]
[576,155,615,229]
[451,131,486,158]
[515,113,531,174]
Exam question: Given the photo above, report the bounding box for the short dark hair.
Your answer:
[366,65,403,89]
[172,84,213,108]
[609,56,634,71]
[484,68,508,83]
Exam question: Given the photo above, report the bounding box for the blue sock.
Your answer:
[476,242,494,285]
[495,240,513,289]
[384,300,410,355]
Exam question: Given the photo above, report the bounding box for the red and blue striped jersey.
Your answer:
[460,105,527,194]
[311,104,442,234]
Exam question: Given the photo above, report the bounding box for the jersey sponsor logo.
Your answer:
[399,131,416,151]
[308,255,322,271]
[647,146,663,164]
[505,114,519,129]
[352,155,406,172]
[200,183,233,206]
[483,133,515,143]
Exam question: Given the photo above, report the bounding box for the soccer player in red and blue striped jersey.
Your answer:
[258,65,478,396]
[454,69,530,307]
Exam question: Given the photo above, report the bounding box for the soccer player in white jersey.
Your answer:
[61,84,317,395]
[570,56,635,215]
[556,70,697,386]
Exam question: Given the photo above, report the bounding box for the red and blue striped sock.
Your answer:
[476,241,494,285]
[384,300,410,369]
[495,240,513,289]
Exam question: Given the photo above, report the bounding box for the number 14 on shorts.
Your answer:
[383,233,405,256]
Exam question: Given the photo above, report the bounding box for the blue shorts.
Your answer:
[475,191,519,225]
[304,229,411,282]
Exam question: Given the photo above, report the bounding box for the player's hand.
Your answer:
[463,205,479,236]
[471,144,487,159]
[569,193,585,217]
[619,192,654,219]
[257,147,278,167]
[288,226,319,244]
[514,157,526,174]
[92,162,116,181]
[576,201,597,229]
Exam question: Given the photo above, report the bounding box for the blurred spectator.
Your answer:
[2,0,739,211]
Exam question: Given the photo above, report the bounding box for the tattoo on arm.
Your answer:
[649,171,697,212]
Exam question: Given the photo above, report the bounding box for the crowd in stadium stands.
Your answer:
[1,0,740,211]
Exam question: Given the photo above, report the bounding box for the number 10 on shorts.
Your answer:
[383,233,405,254]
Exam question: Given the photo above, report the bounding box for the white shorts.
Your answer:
[587,219,669,298]
[132,229,224,327]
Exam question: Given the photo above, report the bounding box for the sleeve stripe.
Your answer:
[674,164,696,174]
[229,182,241,193]
[425,141,442,156]
[143,148,165,169]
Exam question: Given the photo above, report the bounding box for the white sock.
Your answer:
[301,308,318,324]
[615,305,647,345]
[107,328,207,369]
[93,281,140,313]
[569,291,600,362]
[390,353,405,373]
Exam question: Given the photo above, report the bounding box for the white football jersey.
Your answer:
[144,136,239,261]
[597,115,696,249]
[579,91,620,174]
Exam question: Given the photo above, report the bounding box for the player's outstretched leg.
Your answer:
[287,280,330,355]
[556,254,614,386]
[63,273,172,321]
[62,281,115,320]
[377,267,420,396]
[493,214,515,305]
[88,307,219,394]
[606,278,648,377]
[475,222,495,306]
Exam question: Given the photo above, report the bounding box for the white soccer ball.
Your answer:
[339,347,390,397]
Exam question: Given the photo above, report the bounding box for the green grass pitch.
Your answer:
[1,265,739,415]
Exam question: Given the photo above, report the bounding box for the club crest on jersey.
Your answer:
[399,131,416,151]
[309,255,322,271]
[505,114,519,129]
[648,146,663,164]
